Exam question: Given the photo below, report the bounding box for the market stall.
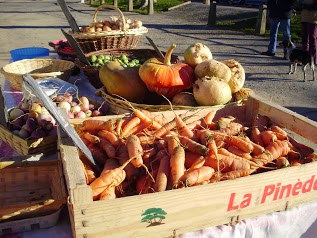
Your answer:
[1,2,317,238]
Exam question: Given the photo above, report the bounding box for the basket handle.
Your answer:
[93,5,126,31]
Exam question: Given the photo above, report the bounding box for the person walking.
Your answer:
[261,0,297,57]
[301,0,317,65]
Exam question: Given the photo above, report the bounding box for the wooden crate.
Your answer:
[59,95,317,238]
[0,153,67,235]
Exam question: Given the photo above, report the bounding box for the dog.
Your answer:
[279,40,315,81]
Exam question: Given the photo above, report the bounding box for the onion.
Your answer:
[193,76,232,106]
[184,43,213,68]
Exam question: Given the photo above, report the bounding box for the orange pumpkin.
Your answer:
[138,44,195,98]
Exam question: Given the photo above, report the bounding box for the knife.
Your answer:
[146,36,165,59]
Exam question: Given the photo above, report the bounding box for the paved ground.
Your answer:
[0,0,317,121]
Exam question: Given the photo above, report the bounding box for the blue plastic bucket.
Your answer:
[10,47,50,61]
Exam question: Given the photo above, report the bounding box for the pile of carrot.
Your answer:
[75,108,317,201]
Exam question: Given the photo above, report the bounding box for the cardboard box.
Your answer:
[59,95,317,238]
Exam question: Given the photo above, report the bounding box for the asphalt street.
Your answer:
[0,0,316,121]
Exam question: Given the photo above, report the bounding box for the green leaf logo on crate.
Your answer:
[141,208,167,227]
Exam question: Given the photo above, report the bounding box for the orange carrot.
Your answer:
[120,117,141,138]
[240,136,265,156]
[89,157,131,200]
[154,155,170,192]
[136,169,158,195]
[166,135,180,156]
[115,118,124,136]
[83,119,115,132]
[133,109,162,130]
[211,168,256,182]
[116,144,140,181]
[260,130,277,147]
[80,157,97,185]
[251,127,265,147]
[185,151,205,169]
[178,166,214,187]
[99,186,116,200]
[170,145,186,188]
[270,125,288,140]
[88,144,108,168]
[125,120,155,137]
[227,145,252,160]
[126,134,144,168]
[205,153,251,172]
[175,114,195,139]
[140,109,168,126]
[99,138,116,159]
[219,122,244,136]
[251,140,290,166]
[97,130,120,147]
[178,135,209,156]
[201,110,217,128]
[84,131,100,144]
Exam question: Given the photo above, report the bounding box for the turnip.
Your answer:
[68,111,75,119]
[55,94,65,102]
[9,108,24,121]
[10,117,24,130]
[37,111,56,131]
[30,102,42,114]
[75,111,86,119]
[92,110,102,117]
[18,129,30,139]
[79,96,90,111]
[184,43,213,68]
[58,101,71,112]
[24,118,38,132]
[85,110,92,118]
[71,105,81,114]
[193,76,232,106]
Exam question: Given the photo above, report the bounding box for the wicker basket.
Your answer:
[96,88,230,114]
[0,124,58,155]
[0,59,75,91]
[70,5,148,54]
[75,48,180,89]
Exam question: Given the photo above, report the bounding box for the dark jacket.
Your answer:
[267,0,297,19]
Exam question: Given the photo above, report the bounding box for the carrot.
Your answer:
[201,110,217,128]
[175,114,195,139]
[154,155,170,192]
[217,116,236,130]
[251,140,290,166]
[219,122,244,136]
[87,144,108,168]
[240,136,265,156]
[151,114,188,138]
[97,130,120,147]
[136,169,158,195]
[166,135,180,156]
[206,131,253,153]
[251,127,264,147]
[275,157,290,168]
[178,166,214,187]
[260,130,278,147]
[185,151,205,169]
[205,153,251,172]
[188,155,205,171]
[120,117,141,138]
[116,144,140,181]
[89,157,131,200]
[83,119,115,132]
[270,125,288,140]
[115,118,124,136]
[99,186,116,200]
[126,134,144,168]
[125,120,154,137]
[170,145,186,188]
[227,145,252,160]
[133,109,162,130]
[140,109,168,126]
[211,168,256,182]
[99,138,116,159]
[84,131,100,144]
[80,157,97,185]
[178,135,209,156]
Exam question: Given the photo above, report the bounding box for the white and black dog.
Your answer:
[279,39,315,81]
